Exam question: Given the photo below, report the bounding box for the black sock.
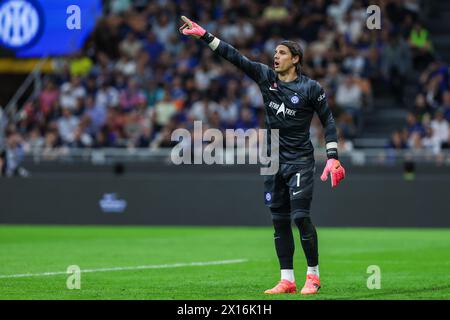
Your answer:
[294,217,318,267]
[272,218,295,269]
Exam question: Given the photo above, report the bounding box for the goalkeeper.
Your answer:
[180,16,345,295]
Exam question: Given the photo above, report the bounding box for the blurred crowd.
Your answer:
[1,0,449,175]
[387,60,450,155]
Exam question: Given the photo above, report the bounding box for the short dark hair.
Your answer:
[279,40,304,74]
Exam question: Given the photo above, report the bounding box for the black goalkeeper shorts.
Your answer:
[264,160,315,220]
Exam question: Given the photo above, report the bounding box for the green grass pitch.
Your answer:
[0,225,449,300]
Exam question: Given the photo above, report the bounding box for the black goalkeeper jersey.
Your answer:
[214,40,338,164]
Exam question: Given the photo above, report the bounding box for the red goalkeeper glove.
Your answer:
[179,16,206,39]
[320,159,346,188]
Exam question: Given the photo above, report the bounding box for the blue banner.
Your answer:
[0,0,102,57]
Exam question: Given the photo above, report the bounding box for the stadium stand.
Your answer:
[0,0,449,176]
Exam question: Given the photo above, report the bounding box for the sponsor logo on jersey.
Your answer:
[291,95,299,104]
[269,101,296,117]
[317,93,326,102]
[265,192,272,203]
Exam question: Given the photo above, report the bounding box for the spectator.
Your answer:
[189,95,220,123]
[430,109,449,146]
[208,111,225,132]
[342,45,367,77]
[337,112,357,140]
[441,130,450,149]
[405,111,425,136]
[323,62,342,95]
[39,80,59,116]
[424,73,443,109]
[95,80,120,109]
[68,124,93,148]
[412,93,432,121]
[408,131,423,150]
[154,89,177,130]
[235,107,257,131]
[440,91,450,121]
[109,0,131,14]
[335,74,363,131]
[422,125,440,154]
[93,129,112,148]
[23,127,45,155]
[164,33,183,58]
[262,0,290,23]
[2,130,30,177]
[194,60,220,91]
[387,130,408,150]
[218,97,239,127]
[336,11,363,44]
[124,110,147,147]
[60,76,86,111]
[152,12,175,44]
[151,126,178,149]
[69,51,93,77]
[136,125,153,148]
[119,32,142,60]
[143,31,164,64]
[408,21,434,70]
[41,129,62,160]
[245,80,264,109]
[336,74,363,110]
[115,51,138,77]
[84,95,107,136]
[144,80,164,108]
[327,0,353,26]
[381,32,412,104]
[298,0,328,43]
[58,108,79,144]
[119,78,147,112]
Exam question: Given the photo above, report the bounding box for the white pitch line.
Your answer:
[0,259,248,279]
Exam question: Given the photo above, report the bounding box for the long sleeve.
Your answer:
[311,81,339,158]
[211,39,270,84]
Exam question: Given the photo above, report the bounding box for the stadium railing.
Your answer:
[19,147,450,167]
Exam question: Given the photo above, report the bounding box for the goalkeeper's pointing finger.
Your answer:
[181,15,193,28]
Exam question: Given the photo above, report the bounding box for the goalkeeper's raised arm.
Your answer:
[179,16,269,84]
